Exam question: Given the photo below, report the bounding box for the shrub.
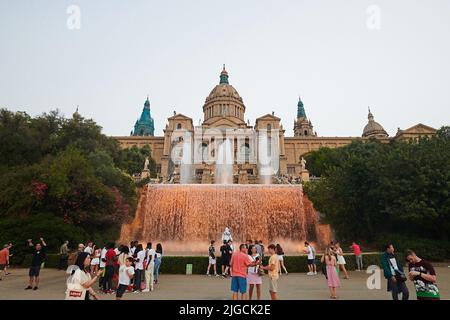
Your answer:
[375,234,450,262]
[0,213,88,265]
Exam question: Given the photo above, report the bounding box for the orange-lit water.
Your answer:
[120,184,330,254]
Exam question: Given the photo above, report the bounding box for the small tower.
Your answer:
[294,97,316,137]
[132,96,155,136]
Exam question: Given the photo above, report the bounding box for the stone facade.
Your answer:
[114,67,437,182]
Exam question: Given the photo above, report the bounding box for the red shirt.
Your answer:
[230,251,252,278]
[105,249,118,267]
[351,244,361,256]
[0,248,8,264]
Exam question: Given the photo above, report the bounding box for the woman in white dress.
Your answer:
[335,242,349,279]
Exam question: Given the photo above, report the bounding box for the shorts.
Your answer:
[221,257,230,267]
[208,257,216,265]
[231,276,247,294]
[307,258,315,265]
[29,266,41,277]
[269,278,278,293]
[277,255,283,261]
[116,284,128,298]
[91,258,100,266]
[0,264,6,271]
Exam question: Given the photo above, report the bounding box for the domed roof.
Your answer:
[205,66,243,103]
[362,109,388,138]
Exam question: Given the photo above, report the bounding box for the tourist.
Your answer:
[260,244,279,300]
[228,239,234,252]
[25,238,46,290]
[103,242,117,294]
[406,249,440,300]
[255,240,263,258]
[143,242,155,292]
[116,257,135,300]
[58,241,69,270]
[321,247,340,299]
[154,243,163,285]
[130,240,137,257]
[4,243,13,275]
[84,241,94,255]
[206,240,218,276]
[276,244,288,275]
[133,244,145,292]
[222,227,233,243]
[66,252,101,300]
[350,242,363,271]
[220,240,231,277]
[380,244,409,300]
[258,240,265,259]
[247,245,262,300]
[99,244,107,289]
[117,245,129,266]
[304,241,317,275]
[230,244,259,300]
[90,247,101,278]
[246,240,253,255]
[0,244,12,281]
[335,242,349,279]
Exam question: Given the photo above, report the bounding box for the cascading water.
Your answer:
[120,184,330,254]
[215,139,233,184]
[180,134,193,184]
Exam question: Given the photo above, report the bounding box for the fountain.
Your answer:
[215,139,233,184]
[120,184,330,254]
[179,134,193,184]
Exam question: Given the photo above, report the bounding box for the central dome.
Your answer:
[202,66,246,126]
[362,109,388,138]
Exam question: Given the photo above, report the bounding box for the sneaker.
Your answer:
[206,274,211,277]
[306,272,313,276]
[33,287,38,290]
[25,286,33,290]
[142,289,150,293]
[314,271,317,275]
[133,290,141,294]
[215,274,220,277]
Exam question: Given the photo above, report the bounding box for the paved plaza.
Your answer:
[1,267,449,300]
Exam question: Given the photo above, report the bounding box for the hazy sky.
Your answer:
[1,0,449,137]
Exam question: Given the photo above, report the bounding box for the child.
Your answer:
[321,247,340,299]
[206,240,218,276]
[116,257,135,300]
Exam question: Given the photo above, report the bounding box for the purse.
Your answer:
[388,258,407,282]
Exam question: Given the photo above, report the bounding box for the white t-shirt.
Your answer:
[84,246,93,255]
[119,266,135,286]
[146,249,156,265]
[69,269,92,290]
[130,247,136,256]
[99,248,107,268]
[307,245,315,259]
[247,254,260,274]
[134,250,146,270]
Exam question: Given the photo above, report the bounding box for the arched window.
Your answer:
[267,123,272,131]
[304,130,308,136]
[177,123,182,130]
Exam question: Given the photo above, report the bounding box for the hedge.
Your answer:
[19,253,383,274]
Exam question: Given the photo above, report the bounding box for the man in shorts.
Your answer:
[230,244,259,300]
[261,244,280,300]
[25,238,46,290]
[0,244,12,280]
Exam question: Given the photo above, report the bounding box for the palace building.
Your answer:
[114,66,437,183]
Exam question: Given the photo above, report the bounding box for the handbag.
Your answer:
[388,258,407,283]
[65,283,87,300]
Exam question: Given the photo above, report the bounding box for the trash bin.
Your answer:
[186,264,193,275]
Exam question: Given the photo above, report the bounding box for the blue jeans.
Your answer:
[154,258,161,281]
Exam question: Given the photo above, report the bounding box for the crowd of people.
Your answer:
[0,230,442,301]
[61,240,164,300]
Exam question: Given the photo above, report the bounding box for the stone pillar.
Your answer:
[300,169,310,182]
